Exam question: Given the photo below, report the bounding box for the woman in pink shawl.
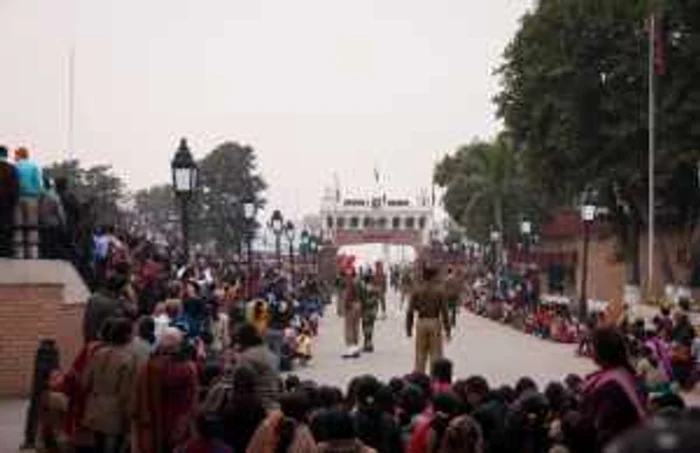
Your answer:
[578,327,647,453]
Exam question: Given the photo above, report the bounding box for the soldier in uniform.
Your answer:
[406,264,451,373]
[374,261,388,319]
[342,268,362,358]
[444,266,462,327]
[360,270,380,352]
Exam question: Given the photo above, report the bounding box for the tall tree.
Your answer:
[496,0,700,287]
[434,134,532,243]
[133,184,177,238]
[196,142,267,252]
[45,159,126,227]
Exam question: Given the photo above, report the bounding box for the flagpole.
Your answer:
[647,12,656,299]
[67,45,76,161]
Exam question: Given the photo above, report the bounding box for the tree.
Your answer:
[195,142,267,252]
[133,184,177,239]
[44,159,126,227]
[434,134,532,243]
[496,0,700,287]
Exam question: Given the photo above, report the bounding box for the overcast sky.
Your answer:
[1,0,531,219]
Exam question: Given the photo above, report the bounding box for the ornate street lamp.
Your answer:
[300,229,310,261]
[285,220,296,283]
[171,138,198,263]
[309,234,319,273]
[520,220,532,264]
[579,191,597,322]
[269,210,284,267]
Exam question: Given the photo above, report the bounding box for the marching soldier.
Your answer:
[406,264,451,373]
[360,270,380,352]
[444,266,462,327]
[342,269,362,358]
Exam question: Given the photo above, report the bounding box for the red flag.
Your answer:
[650,8,665,75]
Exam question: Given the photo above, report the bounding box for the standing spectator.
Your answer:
[0,145,19,257]
[233,324,281,411]
[13,146,43,259]
[133,327,198,453]
[83,273,129,343]
[316,409,377,453]
[38,176,66,259]
[130,315,156,366]
[82,317,138,453]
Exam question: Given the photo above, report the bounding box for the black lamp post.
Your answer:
[171,138,198,263]
[520,220,532,264]
[309,234,319,272]
[579,199,596,322]
[243,200,257,283]
[285,220,296,283]
[270,210,284,268]
[300,229,310,267]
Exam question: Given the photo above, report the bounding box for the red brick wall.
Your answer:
[539,231,698,303]
[0,284,84,397]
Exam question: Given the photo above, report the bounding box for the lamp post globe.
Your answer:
[243,199,257,293]
[171,138,198,263]
[285,220,296,283]
[579,189,597,322]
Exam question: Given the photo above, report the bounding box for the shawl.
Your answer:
[582,367,647,421]
[245,412,317,453]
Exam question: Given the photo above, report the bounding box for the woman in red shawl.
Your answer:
[132,327,198,453]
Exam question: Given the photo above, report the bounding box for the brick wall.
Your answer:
[539,231,698,304]
[0,283,84,397]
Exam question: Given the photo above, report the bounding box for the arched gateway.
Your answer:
[315,184,434,280]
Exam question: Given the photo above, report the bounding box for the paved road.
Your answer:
[292,291,595,388]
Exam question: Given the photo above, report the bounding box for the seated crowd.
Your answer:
[37,308,700,453]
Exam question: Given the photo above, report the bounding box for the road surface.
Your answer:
[292,291,595,388]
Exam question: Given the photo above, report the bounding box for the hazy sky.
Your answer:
[1,0,531,219]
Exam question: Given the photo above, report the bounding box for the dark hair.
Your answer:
[515,377,538,398]
[592,327,633,371]
[422,264,439,281]
[105,317,132,345]
[0,145,7,158]
[431,392,462,449]
[280,391,310,423]
[406,371,432,399]
[354,375,381,409]
[431,358,453,384]
[232,365,257,396]
[375,383,396,415]
[399,384,427,420]
[275,417,298,453]
[322,409,357,441]
[388,377,406,396]
[494,385,516,405]
[234,324,263,349]
[195,413,222,440]
[317,386,343,409]
[464,376,490,400]
[137,316,155,344]
[544,382,570,415]
[285,374,301,392]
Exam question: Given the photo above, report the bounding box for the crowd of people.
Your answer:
[25,230,700,453]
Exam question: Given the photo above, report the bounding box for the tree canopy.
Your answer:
[493,0,700,285]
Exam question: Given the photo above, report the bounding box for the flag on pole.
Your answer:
[649,3,665,76]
